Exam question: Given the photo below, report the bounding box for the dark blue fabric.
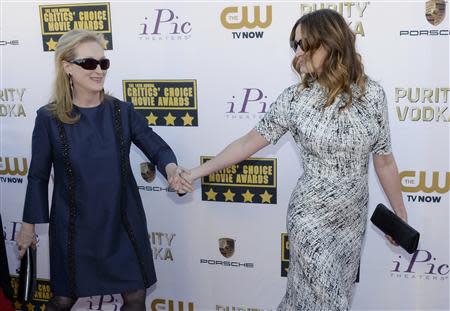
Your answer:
[22,96,177,297]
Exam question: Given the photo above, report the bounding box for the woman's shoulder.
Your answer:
[363,77,385,101]
[104,95,134,111]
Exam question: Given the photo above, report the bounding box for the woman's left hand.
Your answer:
[385,210,408,246]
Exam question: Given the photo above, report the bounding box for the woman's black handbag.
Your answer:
[18,247,37,302]
[370,203,420,254]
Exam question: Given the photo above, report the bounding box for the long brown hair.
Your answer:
[48,29,107,124]
[290,9,366,109]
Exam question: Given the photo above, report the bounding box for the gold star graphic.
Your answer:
[26,302,35,311]
[241,189,254,203]
[181,112,194,126]
[15,301,22,310]
[40,305,46,311]
[205,188,218,201]
[164,112,176,126]
[260,190,273,203]
[223,189,235,202]
[146,112,158,125]
[46,37,58,51]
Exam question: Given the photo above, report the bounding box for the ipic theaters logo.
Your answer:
[300,2,369,36]
[123,80,198,127]
[226,88,270,120]
[151,298,194,311]
[39,3,113,51]
[400,171,449,203]
[400,0,449,36]
[221,6,272,39]
[395,87,449,122]
[391,249,448,281]
[200,237,254,269]
[0,88,27,118]
[139,8,192,41]
[0,157,28,184]
[201,157,277,204]
[150,232,176,261]
[281,233,289,277]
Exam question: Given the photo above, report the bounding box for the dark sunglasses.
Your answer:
[69,58,110,70]
[290,39,305,52]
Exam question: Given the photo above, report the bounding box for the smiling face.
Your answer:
[293,25,328,75]
[63,40,107,97]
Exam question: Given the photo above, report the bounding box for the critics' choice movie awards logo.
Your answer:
[300,2,369,36]
[10,277,52,309]
[281,233,289,277]
[221,5,272,39]
[0,88,27,118]
[123,80,198,127]
[226,88,270,120]
[39,3,113,51]
[400,0,448,36]
[139,8,192,40]
[0,156,28,184]
[200,237,254,268]
[391,249,448,281]
[394,87,450,123]
[200,157,277,204]
[151,299,194,311]
[400,171,449,204]
[150,232,176,261]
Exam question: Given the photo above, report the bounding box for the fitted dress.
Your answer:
[22,96,177,297]
[255,78,392,311]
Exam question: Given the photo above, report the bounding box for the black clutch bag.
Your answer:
[370,203,420,254]
[18,247,37,302]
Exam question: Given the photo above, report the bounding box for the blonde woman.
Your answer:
[182,9,407,310]
[15,29,192,310]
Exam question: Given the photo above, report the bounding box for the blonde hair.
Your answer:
[290,9,367,109]
[48,29,107,124]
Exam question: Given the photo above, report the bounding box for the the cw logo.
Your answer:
[0,157,28,176]
[400,171,450,194]
[151,299,194,311]
[221,6,272,29]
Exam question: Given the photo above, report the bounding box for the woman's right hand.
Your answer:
[16,222,37,259]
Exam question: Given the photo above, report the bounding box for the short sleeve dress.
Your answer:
[255,78,391,311]
[22,95,177,297]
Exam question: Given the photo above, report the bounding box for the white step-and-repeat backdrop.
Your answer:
[1,1,448,310]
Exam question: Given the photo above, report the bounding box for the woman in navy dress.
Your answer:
[15,29,192,310]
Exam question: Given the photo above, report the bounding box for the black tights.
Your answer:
[45,289,145,311]
[120,289,146,311]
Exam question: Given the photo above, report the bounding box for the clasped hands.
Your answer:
[165,163,195,194]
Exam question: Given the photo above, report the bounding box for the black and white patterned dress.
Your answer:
[255,78,391,311]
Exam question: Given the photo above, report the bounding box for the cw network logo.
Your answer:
[400,171,449,203]
[221,6,272,39]
[0,157,28,184]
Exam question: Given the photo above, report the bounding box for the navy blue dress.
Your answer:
[22,96,177,297]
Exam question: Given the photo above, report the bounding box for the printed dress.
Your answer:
[255,78,392,311]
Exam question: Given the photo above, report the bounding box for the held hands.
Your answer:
[166,163,194,194]
[16,222,37,259]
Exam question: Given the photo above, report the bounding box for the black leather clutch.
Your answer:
[18,247,37,302]
[370,203,420,254]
